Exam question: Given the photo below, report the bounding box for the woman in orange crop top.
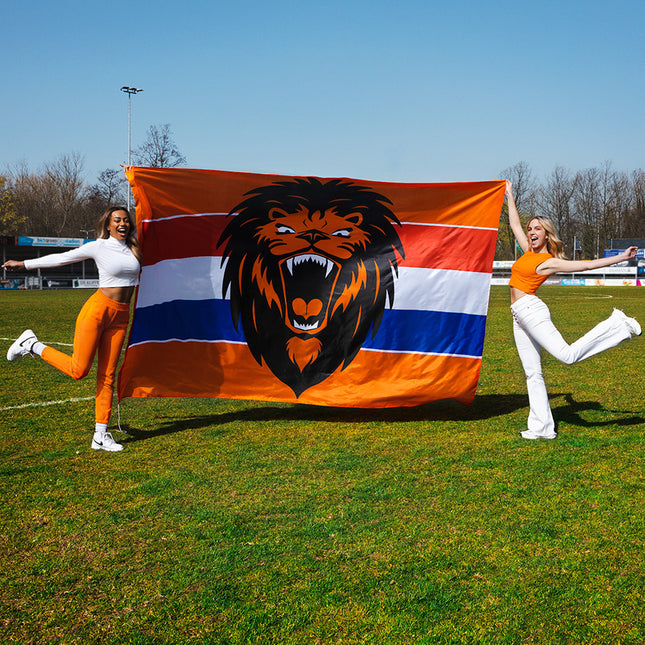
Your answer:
[506,181,640,440]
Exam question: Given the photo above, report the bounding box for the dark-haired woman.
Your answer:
[3,207,141,452]
[506,182,640,439]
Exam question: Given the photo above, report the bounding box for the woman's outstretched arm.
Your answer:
[538,246,637,275]
[506,181,529,254]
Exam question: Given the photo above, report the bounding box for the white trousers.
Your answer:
[510,295,631,436]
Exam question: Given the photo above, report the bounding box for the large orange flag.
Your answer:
[118,167,505,408]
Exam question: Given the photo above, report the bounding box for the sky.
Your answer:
[2,0,644,186]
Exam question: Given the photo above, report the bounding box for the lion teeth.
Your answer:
[286,254,333,278]
[293,320,320,331]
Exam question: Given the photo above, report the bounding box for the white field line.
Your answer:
[1,396,94,412]
[2,337,86,411]
[1,337,73,347]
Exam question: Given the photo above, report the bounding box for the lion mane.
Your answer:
[218,177,404,396]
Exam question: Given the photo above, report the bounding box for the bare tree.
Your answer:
[7,153,88,237]
[88,168,128,214]
[7,162,57,236]
[572,168,601,259]
[609,170,632,242]
[624,169,645,238]
[502,161,537,213]
[595,161,622,255]
[43,152,88,236]
[0,175,24,235]
[538,166,576,257]
[132,124,187,168]
[497,162,537,259]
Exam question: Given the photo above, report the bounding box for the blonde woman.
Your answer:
[506,181,640,439]
[4,207,141,452]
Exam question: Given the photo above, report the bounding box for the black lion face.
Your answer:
[218,177,404,396]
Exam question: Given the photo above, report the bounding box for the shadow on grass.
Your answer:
[553,393,645,429]
[119,392,645,443]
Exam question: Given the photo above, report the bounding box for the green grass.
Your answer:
[1,287,644,644]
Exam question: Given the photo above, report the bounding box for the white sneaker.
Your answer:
[91,431,124,452]
[612,308,642,336]
[7,329,38,361]
[521,430,557,440]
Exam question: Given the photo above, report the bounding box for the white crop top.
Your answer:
[24,237,140,287]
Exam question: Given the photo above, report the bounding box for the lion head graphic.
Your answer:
[218,177,405,397]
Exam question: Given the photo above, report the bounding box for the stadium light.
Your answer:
[121,86,143,209]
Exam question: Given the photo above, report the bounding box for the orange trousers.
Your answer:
[41,290,130,424]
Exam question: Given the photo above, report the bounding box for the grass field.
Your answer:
[1,286,644,644]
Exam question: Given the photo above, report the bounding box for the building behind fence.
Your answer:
[1,235,99,289]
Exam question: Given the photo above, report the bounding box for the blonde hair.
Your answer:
[527,216,566,259]
[97,206,142,263]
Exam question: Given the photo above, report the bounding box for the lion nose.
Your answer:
[298,230,328,245]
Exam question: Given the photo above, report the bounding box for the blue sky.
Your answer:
[2,0,644,185]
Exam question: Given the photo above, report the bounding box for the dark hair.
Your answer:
[97,206,142,263]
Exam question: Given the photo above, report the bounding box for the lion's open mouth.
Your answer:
[280,253,339,333]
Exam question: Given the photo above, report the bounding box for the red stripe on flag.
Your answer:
[397,224,497,272]
[140,214,224,266]
[140,216,497,273]
[118,341,482,407]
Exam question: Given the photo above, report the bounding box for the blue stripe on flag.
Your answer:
[129,299,486,357]
[363,308,486,357]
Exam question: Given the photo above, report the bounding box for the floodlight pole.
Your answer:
[120,86,143,209]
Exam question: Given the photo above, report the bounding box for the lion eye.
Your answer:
[276,225,295,234]
[332,229,351,238]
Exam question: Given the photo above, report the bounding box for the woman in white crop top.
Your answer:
[3,207,142,452]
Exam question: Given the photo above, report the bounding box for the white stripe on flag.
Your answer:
[136,257,491,316]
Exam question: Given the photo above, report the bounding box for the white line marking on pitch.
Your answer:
[1,338,74,347]
[0,396,94,412]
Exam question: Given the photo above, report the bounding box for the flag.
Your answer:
[118,167,505,408]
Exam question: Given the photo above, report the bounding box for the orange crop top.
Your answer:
[509,252,553,295]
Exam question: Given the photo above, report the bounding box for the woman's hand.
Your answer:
[505,180,513,198]
[620,246,638,261]
[2,260,25,270]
